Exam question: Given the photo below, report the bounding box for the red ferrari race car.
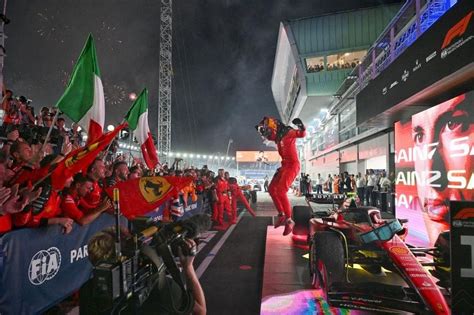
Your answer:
[292,193,451,314]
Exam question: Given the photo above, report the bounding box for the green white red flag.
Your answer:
[125,88,159,169]
[105,176,193,219]
[56,34,105,144]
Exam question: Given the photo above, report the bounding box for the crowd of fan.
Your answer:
[0,90,247,236]
[306,61,360,73]
[1,89,86,153]
[298,169,395,204]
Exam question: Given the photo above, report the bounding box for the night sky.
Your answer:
[4,0,400,154]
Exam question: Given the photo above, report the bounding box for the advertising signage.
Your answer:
[357,0,473,126]
[235,151,281,163]
[394,92,473,247]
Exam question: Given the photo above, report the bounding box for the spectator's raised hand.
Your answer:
[2,184,25,214]
[100,198,113,213]
[7,129,19,142]
[178,238,197,270]
[19,186,42,205]
[49,217,74,234]
[0,186,12,206]
[61,135,72,156]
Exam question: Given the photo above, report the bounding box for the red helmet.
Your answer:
[255,116,280,141]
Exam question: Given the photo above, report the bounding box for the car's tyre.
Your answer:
[292,206,312,235]
[312,231,345,298]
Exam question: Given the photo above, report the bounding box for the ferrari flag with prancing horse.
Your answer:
[105,176,193,219]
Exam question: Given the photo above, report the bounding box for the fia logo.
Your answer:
[28,247,62,285]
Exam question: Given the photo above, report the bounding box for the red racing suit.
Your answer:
[268,128,306,218]
[215,177,231,225]
[229,183,256,222]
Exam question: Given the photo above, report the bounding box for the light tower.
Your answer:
[158,0,172,159]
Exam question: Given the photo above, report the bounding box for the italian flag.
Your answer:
[125,88,159,169]
[56,34,104,143]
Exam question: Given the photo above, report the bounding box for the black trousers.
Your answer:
[357,187,365,203]
[365,186,374,206]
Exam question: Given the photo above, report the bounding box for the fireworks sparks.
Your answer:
[36,9,69,42]
[96,21,123,51]
[104,83,127,106]
[60,60,75,87]
[60,70,70,87]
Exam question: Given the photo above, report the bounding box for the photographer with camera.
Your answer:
[174,238,206,315]
[143,237,206,315]
[82,214,208,315]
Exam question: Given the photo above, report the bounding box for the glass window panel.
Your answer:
[326,49,367,71]
[305,56,325,73]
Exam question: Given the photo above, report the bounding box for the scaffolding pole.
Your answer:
[158,0,172,163]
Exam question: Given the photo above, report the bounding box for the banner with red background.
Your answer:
[395,91,474,247]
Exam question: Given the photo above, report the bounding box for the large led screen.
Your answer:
[235,151,281,163]
[395,91,474,247]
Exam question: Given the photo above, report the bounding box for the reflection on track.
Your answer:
[261,289,356,315]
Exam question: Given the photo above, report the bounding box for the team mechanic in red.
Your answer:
[215,168,232,228]
[225,173,257,221]
[256,117,306,235]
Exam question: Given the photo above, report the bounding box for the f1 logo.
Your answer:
[441,11,473,49]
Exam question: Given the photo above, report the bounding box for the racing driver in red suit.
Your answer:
[256,117,306,235]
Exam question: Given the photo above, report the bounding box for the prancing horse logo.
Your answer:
[139,177,171,203]
[144,180,163,196]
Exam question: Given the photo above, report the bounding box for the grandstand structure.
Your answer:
[271,0,460,177]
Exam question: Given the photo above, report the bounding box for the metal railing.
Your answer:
[329,0,454,115]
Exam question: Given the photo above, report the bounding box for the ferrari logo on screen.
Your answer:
[139,177,171,203]
[389,246,409,255]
